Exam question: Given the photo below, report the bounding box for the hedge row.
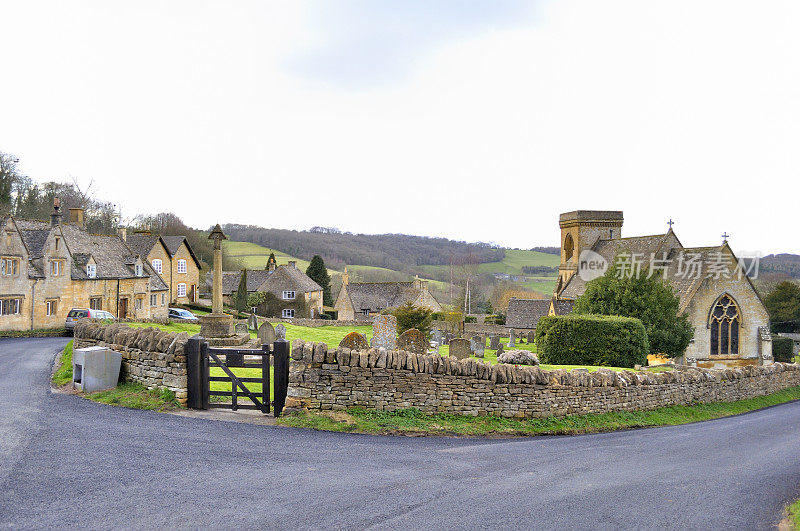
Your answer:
[535,314,649,368]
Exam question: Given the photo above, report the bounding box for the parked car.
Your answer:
[168,308,199,322]
[65,308,116,333]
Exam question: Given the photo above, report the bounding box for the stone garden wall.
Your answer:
[286,339,800,418]
[73,321,190,403]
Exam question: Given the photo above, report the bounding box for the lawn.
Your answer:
[278,385,800,436]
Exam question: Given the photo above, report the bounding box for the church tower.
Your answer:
[556,210,623,292]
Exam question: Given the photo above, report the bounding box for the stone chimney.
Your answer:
[288,260,296,269]
[413,274,422,290]
[342,266,349,286]
[117,227,127,241]
[50,198,62,227]
[268,260,276,272]
[68,207,85,229]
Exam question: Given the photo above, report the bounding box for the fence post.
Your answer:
[186,336,205,409]
[261,343,271,414]
[272,339,289,417]
[201,340,210,410]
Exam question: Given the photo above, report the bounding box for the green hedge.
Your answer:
[773,336,795,363]
[536,314,649,368]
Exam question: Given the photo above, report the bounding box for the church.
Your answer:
[553,210,773,368]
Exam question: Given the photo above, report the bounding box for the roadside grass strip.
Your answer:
[788,498,800,531]
[51,341,74,386]
[277,386,800,437]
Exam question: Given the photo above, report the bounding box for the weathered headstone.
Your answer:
[371,314,397,350]
[445,333,453,345]
[489,334,500,350]
[432,329,443,346]
[508,330,516,348]
[234,322,248,334]
[275,323,286,340]
[496,343,504,356]
[449,338,471,360]
[339,331,369,351]
[470,335,485,358]
[248,313,258,331]
[397,328,428,354]
[527,330,536,344]
[257,321,276,345]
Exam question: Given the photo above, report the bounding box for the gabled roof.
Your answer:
[506,298,550,329]
[551,299,575,315]
[125,233,164,260]
[162,235,202,269]
[221,269,274,295]
[343,281,434,312]
[217,265,322,296]
[14,219,52,259]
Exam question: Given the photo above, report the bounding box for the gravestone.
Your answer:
[489,334,500,350]
[234,322,248,334]
[248,313,258,331]
[275,323,286,340]
[509,330,516,348]
[527,330,536,343]
[371,314,397,350]
[496,343,504,356]
[445,333,453,346]
[339,331,369,351]
[432,329,443,346]
[470,335,485,358]
[449,338,471,360]
[397,329,428,355]
[257,321,275,345]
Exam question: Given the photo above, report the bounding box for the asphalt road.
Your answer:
[1,337,799,530]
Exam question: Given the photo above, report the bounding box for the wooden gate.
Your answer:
[186,337,290,417]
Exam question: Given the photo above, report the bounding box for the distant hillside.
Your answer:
[222,224,504,271]
[760,254,800,278]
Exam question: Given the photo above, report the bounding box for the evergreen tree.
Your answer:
[392,302,434,337]
[765,281,800,333]
[265,252,277,270]
[234,270,249,312]
[306,255,333,307]
[573,260,694,357]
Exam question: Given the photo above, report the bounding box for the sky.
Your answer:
[1,0,798,255]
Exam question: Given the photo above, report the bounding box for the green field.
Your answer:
[222,241,316,271]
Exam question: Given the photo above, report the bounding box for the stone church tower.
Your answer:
[557,210,623,292]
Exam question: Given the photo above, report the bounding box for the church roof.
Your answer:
[506,298,550,329]
[551,299,575,315]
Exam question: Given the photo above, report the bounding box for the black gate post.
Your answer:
[201,340,210,409]
[272,339,289,417]
[261,343,271,414]
[186,336,207,410]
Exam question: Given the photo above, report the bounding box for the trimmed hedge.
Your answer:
[536,314,649,368]
[772,336,795,363]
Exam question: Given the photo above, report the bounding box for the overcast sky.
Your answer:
[1,1,798,255]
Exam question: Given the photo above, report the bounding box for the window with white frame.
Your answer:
[0,298,21,316]
[177,283,186,297]
[1,257,20,276]
[46,300,58,316]
[86,264,96,278]
[152,259,162,274]
[135,297,143,310]
[177,259,187,274]
[89,297,102,310]
[135,263,143,277]
[150,294,157,307]
[161,293,166,306]
[282,290,296,300]
[50,260,62,277]
[282,308,295,318]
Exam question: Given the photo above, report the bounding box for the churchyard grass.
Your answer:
[278,385,800,436]
[51,340,74,386]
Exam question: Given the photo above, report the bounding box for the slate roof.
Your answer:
[506,298,550,329]
[162,235,202,268]
[551,299,575,315]
[125,233,162,259]
[216,265,322,296]
[344,281,435,312]
[14,219,52,259]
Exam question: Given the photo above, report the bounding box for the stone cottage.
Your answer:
[554,210,772,368]
[506,298,550,332]
[0,201,168,331]
[216,260,323,318]
[125,232,202,304]
[334,268,442,321]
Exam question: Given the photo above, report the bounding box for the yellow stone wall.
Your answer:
[170,242,200,304]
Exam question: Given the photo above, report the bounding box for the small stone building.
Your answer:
[216,261,323,319]
[0,203,168,331]
[554,210,772,368]
[334,269,442,321]
[125,232,202,304]
[506,298,550,332]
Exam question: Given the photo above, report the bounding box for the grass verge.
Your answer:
[51,340,180,411]
[787,498,800,531]
[277,385,800,437]
[0,328,67,338]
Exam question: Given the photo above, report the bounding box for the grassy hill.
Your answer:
[223,241,314,271]
[415,249,559,277]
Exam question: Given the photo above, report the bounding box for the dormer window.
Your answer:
[135,263,143,277]
[152,259,162,274]
[177,259,187,274]
[50,260,63,277]
[86,264,96,278]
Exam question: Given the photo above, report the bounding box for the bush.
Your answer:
[772,336,795,363]
[497,350,539,365]
[392,302,434,337]
[464,316,477,323]
[536,314,649,368]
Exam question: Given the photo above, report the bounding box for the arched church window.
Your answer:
[710,295,740,356]
[564,234,575,262]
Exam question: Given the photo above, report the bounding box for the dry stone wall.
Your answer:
[72,320,190,402]
[286,339,800,418]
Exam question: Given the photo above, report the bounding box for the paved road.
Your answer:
[1,337,799,530]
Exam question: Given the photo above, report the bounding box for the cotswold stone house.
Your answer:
[554,210,772,368]
[125,232,201,304]
[335,269,442,321]
[215,261,323,318]
[0,203,168,331]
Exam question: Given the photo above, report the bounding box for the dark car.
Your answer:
[168,308,199,322]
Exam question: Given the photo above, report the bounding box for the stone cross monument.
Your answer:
[199,224,234,339]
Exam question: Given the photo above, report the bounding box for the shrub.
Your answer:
[772,336,795,363]
[392,302,434,337]
[536,314,649,368]
[464,316,477,323]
